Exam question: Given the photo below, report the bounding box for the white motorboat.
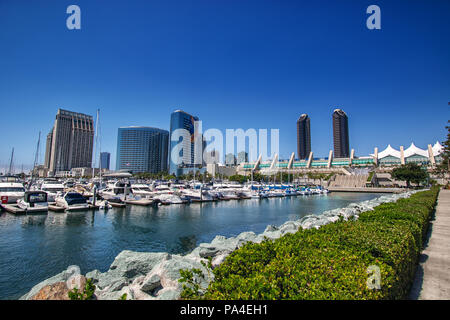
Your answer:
[153,193,186,205]
[99,181,131,201]
[16,191,48,213]
[131,184,153,199]
[40,179,65,202]
[0,176,26,204]
[55,191,89,211]
[181,189,214,202]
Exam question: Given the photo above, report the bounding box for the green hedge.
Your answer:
[195,187,439,300]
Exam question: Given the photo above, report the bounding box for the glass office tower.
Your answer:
[116,127,169,173]
[332,109,350,158]
[169,110,200,176]
[297,114,311,160]
[100,152,110,170]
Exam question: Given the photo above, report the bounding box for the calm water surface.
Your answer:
[0,192,381,299]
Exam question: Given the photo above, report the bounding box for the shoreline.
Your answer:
[20,190,420,300]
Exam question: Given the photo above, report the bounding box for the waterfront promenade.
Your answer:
[410,189,450,299]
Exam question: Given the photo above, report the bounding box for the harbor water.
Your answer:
[0,192,381,299]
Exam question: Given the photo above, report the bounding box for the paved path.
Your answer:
[409,189,450,299]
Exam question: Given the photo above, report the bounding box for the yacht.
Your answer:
[181,189,214,202]
[16,191,48,213]
[99,181,131,201]
[153,193,186,205]
[0,176,26,204]
[40,179,65,202]
[130,184,153,199]
[55,191,89,211]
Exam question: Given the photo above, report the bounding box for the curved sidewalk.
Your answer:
[409,189,450,299]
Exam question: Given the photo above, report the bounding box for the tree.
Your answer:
[433,120,450,178]
[391,163,429,188]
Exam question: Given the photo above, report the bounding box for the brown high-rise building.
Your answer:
[44,109,94,173]
[332,109,350,158]
[297,114,311,160]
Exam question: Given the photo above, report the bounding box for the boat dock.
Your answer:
[1,204,48,215]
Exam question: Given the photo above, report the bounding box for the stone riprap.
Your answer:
[21,190,421,300]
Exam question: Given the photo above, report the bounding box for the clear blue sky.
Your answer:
[0,0,449,171]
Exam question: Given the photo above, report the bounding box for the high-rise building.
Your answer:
[237,151,248,164]
[297,114,311,160]
[332,109,350,158]
[204,149,220,165]
[100,152,110,170]
[45,109,94,173]
[44,128,53,169]
[169,110,200,175]
[116,127,169,174]
[225,153,236,166]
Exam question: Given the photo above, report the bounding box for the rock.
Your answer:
[66,274,87,291]
[159,255,212,289]
[262,230,282,239]
[85,269,101,282]
[156,288,181,300]
[97,286,134,300]
[236,231,257,247]
[108,250,170,280]
[264,225,278,232]
[140,274,161,294]
[20,265,82,300]
[198,245,220,258]
[211,252,230,268]
[30,282,71,300]
[279,221,300,234]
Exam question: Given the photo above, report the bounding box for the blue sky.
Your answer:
[0,0,449,171]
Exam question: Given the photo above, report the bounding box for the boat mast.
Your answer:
[93,108,99,179]
[8,147,14,175]
[98,109,102,183]
[29,132,41,190]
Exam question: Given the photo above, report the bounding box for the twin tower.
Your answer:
[297,109,350,160]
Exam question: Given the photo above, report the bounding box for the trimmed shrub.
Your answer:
[193,187,439,300]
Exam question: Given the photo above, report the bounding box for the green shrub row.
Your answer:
[193,187,439,300]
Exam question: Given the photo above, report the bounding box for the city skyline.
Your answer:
[0,0,449,170]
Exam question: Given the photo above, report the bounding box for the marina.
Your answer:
[0,190,382,300]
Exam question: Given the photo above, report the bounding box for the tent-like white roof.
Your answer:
[378,144,401,159]
[404,142,429,158]
[432,141,444,156]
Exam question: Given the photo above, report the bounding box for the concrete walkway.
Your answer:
[409,189,450,299]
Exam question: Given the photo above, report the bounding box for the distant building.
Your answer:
[237,151,248,164]
[44,129,53,169]
[116,126,169,174]
[204,149,220,165]
[332,109,350,158]
[169,110,201,176]
[100,152,110,170]
[297,114,311,160]
[225,153,236,166]
[44,109,94,174]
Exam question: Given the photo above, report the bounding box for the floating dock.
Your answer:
[108,201,126,208]
[1,204,48,215]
